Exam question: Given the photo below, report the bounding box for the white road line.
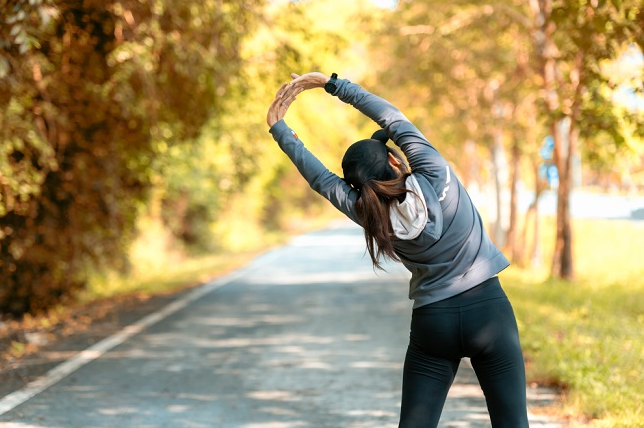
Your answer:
[0,254,276,417]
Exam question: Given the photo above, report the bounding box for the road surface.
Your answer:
[0,221,563,428]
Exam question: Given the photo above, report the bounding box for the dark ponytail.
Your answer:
[356,148,412,270]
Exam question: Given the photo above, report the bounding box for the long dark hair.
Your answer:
[355,148,411,270]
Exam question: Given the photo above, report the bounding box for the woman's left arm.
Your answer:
[285,73,446,176]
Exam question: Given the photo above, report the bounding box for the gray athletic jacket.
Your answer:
[269,78,509,308]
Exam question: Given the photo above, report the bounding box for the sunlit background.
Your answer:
[1,1,643,426]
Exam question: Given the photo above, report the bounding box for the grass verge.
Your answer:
[501,218,644,427]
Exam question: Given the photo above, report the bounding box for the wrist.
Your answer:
[324,72,338,94]
[269,119,286,134]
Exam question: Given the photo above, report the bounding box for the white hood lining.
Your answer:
[389,175,428,240]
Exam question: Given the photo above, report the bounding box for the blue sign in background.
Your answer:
[539,136,558,186]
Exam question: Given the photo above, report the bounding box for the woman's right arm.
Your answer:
[269,120,362,225]
[267,78,361,224]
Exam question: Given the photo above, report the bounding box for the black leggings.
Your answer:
[399,276,530,428]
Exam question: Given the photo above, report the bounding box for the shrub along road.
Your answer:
[0,222,563,427]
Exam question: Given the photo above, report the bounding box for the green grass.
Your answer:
[501,218,644,427]
[79,251,262,301]
[78,211,305,302]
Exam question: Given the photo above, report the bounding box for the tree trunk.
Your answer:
[519,158,545,269]
[551,118,575,279]
[531,159,547,269]
[505,141,521,261]
[530,0,576,280]
[491,129,508,247]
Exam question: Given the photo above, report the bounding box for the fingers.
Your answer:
[266,100,278,127]
[281,92,297,109]
[268,72,326,127]
[267,82,299,127]
[287,73,308,88]
[275,82,289,98]
[284,76,308,96]
[273,81,300,104]
[281,92,297,112]
[283,85,304,99]
[276,79,303,100]
[285,72,327,93]
[268,97,280,114]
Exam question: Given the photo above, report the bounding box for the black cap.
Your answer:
[371,129,389,144]
[341,130,395,190]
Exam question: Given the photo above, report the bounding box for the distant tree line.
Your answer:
[0,0,360,317]
[1,0,643,317]
[369,0,644,278]
[0,0,263,316]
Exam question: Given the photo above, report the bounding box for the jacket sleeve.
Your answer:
[332,79,449,176]
[269,120,361,225]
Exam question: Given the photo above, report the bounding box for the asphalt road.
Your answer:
[0,221,563,428]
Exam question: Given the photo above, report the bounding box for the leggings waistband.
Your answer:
[415,276,507,311]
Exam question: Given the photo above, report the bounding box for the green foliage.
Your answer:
[1,0,376,316]
[367,0,543,176]
[546,1,644,157]
[154,0,402,257]
[582,45,644,175]
[369,0,644,278]
[151,0,357,254]
[370,0,644,172]
[0,0,261,316]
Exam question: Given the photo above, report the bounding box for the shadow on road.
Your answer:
[0,222,563,428]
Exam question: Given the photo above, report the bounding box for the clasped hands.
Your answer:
[266,72,331,128]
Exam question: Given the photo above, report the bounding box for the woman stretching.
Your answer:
[267,72,530,428]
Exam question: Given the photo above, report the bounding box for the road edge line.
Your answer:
[0,267,251,417]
